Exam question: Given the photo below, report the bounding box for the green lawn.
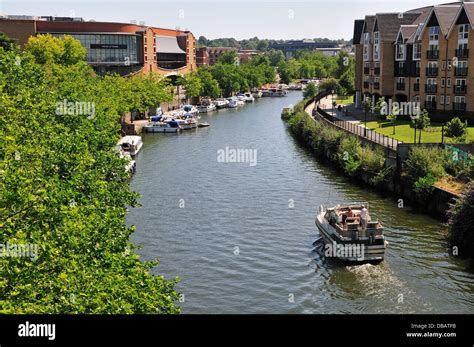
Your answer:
[335,95,354,104]
[365,120,474,144]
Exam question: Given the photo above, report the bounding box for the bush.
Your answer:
[444,117,468,138]
[413,174,437,198]
[447,182,474,258]
[404,146,447,183]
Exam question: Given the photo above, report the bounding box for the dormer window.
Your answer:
[396,44,406,60]
[459,24,469,41]
[429,26,439,42]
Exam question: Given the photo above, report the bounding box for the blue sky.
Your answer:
[0,0,453,40]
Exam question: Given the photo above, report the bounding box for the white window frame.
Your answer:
[429,26,439,42]
[373,31,380,61]
[396,44,406,61]
[413,43,421,60]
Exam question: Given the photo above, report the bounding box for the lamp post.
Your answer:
[331,89,335,122]
[364,103,367,137]
[441,123,445,144]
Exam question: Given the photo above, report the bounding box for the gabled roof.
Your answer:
[399,25,418,43]
[434,5,462,36]
[372,13,421,42]
[353,19,365,44]
[363,15,376,35]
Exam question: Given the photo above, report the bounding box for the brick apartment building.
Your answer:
[0,15,197,77]
[353,1,474,121]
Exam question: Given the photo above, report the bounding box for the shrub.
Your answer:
[444,117,468,138]
[447,182,474,258]
[404,146,446,183]
[413,174,437,198]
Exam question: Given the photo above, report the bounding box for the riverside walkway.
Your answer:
[305,95,402,150]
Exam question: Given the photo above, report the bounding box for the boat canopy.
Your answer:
[156,36,186,54]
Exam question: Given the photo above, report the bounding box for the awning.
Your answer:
[156,35,186,54]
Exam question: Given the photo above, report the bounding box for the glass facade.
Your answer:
[51,33,141,65]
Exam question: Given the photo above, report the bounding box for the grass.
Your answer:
[335,95,354,104]
[365,120,474,144]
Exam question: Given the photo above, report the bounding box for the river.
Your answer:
[127,91,474,314]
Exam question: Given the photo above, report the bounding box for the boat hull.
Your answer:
[144,126,181,133]
[315,212,386,262]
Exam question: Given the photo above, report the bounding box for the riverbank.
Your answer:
[282,95,463,221]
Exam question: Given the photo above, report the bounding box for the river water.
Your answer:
[127,91,474,314]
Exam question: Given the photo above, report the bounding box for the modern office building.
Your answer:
[0,15,197,76]
[353,1,474,121]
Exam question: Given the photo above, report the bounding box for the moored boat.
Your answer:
[315,203,387,262]
[117,135,143,156]
[214,98,229,109]
[244,92,255,102]
[144,119,182,133]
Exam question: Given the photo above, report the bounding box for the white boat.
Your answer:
[144,119,182,133]
[175,114,198,129]
[214,98,229,109]
[117,135,143,156]
[114,145,137,174]
[244,92,255,102]
[197,103,216,113]
[226,97,238,108]
[315,203,388,262]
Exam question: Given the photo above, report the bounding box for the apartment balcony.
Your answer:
[413,83,420,92]
[374,67,380,75]
[453,102,466,111]
[373,82,380,90]
[363,81,369,89]
[364,67,370,74]
[425,84,437,93]
[426,50,439,59]
[455,67,468,77]
[424,101,437,110]
[455,85,467,94]
[426,67,438,77]
[396,82,405,91]
[455,48,469,59]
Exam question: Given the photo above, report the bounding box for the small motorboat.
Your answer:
[117,135,143,156]
[198,122,210,128]
[214,98,229,109]
[226,97,238,108]
[315,202,387,262]
[244,92,255,102]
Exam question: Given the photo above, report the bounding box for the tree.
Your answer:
[25,34,87,66]
[303,83,318,100]
[318,77,339,92]
[447,182,474,258]
[0,31,18,51]
[373,97,386,127]
[217,50,239,65]
[0,36,180,313]
[180,72,203,101]
[267,49,285,66]
[414,109,430,143]
[444,117,468,138]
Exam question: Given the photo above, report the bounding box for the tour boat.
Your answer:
[117,135,143,156]
[144,119,182,133]
[315,203,388,262]
[244,92,255,102]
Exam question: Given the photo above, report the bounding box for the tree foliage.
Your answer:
[0,35,179,313]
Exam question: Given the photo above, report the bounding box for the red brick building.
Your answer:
[0,15,197,76]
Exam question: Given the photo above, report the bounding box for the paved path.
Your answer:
[307,98,401,150]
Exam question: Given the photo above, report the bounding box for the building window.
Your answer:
[447,79,451,87]
[441,79,445,87]
[459,24,469,41]
[373,32,380,61]
[446,96,451,105]
[429,26,439,42]
[413,43,421,60]
[440,95,445,105]
[454,96,464,104]
[396,44,406,60]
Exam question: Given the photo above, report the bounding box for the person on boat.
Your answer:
[360,205,368,231]
[347,208,355,218]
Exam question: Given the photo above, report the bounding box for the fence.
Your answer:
[311,90,400,150]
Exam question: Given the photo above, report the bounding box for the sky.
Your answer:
[0,0,457,40]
